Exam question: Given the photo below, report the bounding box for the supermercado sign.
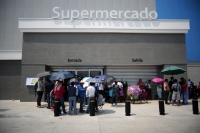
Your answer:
[52,7,158,21]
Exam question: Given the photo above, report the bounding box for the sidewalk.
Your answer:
[0,100,199,133]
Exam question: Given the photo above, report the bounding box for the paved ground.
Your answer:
[0,99,200,133]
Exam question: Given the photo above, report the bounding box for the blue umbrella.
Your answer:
[85,78,102,83]
[50,71,74,80]
[94,74,108,81]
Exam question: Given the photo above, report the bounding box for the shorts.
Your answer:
[172,91,180,100]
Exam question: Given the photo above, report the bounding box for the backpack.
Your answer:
[34,82,38,97]
[173,83,179,92]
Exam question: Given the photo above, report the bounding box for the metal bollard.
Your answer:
[192,97,199,115]
[159,98,165,115]
[125,98,131,116]
[90,98,95,116]
[54,98,60,117]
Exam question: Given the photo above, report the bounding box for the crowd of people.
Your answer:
[35,76,200,115]
[163,77,200,106]
[35,77,126,115]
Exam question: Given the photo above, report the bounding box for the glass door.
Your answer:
[89,69,103,77]
[77,70,89,79]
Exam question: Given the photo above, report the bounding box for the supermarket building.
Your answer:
[0,0,199,102]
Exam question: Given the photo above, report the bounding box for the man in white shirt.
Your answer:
[85,82,96,113]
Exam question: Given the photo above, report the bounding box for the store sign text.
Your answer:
[68,59,82,62]
[132,58,143,62]
[52,7,158,21]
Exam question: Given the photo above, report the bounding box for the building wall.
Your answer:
[0,61,21,100]
[0,0,156,51]
[187,62,200,86]
[20,65,45,102]
[156,0,200,62]
[22,33,187,65]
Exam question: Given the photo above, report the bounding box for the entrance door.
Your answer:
[89,69,103,77]
[77,70,89,79]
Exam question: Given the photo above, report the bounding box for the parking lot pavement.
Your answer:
[0,100,199,133]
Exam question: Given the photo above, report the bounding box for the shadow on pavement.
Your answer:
[0,109,10,112]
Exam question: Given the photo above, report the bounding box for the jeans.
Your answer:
[69,96,76,114]
[46,92,51,108]
[37,91,43,106]
[79,97,84,111]
[157,91,162,99]
[164,90,169,104]
[112,94,118,105]
[86,97,94,112]
[182,91,188,104]
[59,97,66,113]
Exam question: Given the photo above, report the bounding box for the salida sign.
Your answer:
[52,7,158,21]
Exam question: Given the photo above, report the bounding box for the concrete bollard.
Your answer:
[159,98,165,115]
[54,98,60,117]
[125,98,131,116]
[192,97,199,115]
[90,98,95,116]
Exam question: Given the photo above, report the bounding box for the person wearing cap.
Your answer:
[77,80,85,113]
[74,80,79,102]
[52,79,66,114]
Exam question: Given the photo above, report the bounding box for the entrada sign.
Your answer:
[52,7,158,21]
[132,58,143,62]
[68,59,82,62]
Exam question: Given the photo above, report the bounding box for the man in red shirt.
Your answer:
[52,80,67,114]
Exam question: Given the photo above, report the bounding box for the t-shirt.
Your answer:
[157,85,162,92]
[171,83,181,92]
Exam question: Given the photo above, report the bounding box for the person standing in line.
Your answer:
[157,84,162,99]
[197,82,200,98]
[85,82,96,114]
[37,77,45,108]
[68,82,78,115]
[44,79,55,109]
[52,79,67,114]
[181,79,188,105]
[137,79,144,91]
[77,80,85,113]
[168,77,174,104]
[171,79,181,106]
[112,81,119,107]
[145,80,152,100]
[163,79,170,105]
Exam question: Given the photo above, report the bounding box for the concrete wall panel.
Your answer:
[20,65,45,102]
[0,61,21,100]
[22,33,187,65]
[33,0,42,18]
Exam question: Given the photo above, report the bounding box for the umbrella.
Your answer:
[50,71,74,80]
[161,66,186,76]
[83,82,89,88]
[94,74,108,80]
[85,78,102,83]
[37,71,51,77]
[102,76,116,86]
[82,77,92,82]
[152,78,164,83]
[68,78,80,84]
[112,82,123,89]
